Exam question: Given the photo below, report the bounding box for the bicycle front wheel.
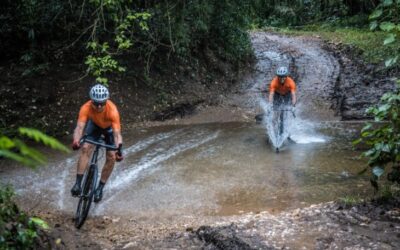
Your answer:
[75,165,97,228]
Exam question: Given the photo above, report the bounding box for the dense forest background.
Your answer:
[0,0,381,75]
[3,0,396,135]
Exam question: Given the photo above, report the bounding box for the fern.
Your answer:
[0,149,38,168]
[18,127,70,153]
[0,136,15,149]
[14,139,47,165]
[0,128,69,169]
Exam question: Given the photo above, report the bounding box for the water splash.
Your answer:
[95,130,220,214]
[57,157,75,209]
[259,99,326,149]
[259,99,294,149]
[124,129,183,155]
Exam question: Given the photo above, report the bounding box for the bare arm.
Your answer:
[291,91,297,106]
[113,130,123,147]
[269,91,274,104]
[73,121,86,144]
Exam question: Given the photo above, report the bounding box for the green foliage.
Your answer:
[354,81,400,189]
[1,0,254,83]
[83,3,152,84]
[369,0,400,67]
[0,185,48,249]
[18,127,69,153]
[80,2,149,83]
[249,0,377,28]
[0,128,69,168]
[279,27,400,65]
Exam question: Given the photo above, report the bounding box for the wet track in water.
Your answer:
[0,32,371,219]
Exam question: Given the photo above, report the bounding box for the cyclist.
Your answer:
[70,84,123,202]
[268,66,297,107]
[267,66,297,138]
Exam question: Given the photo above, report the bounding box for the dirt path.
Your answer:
[5,31,400,249]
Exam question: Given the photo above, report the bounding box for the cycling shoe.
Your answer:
[94,186,103,203]
[71,183,81,197]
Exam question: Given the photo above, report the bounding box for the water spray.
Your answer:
[259,99,295,152]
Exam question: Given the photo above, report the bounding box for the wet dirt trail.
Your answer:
[1,32,399,249]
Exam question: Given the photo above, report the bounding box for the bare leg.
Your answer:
[100,151,116,183]
[77,143,94,175]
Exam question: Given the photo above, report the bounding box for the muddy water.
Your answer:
[0,32,372,221]
[0,120,370,219]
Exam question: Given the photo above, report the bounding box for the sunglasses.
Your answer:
[92,101,106,107]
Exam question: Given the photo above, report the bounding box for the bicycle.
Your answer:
[74,135,118,229]
[269,106,295,153]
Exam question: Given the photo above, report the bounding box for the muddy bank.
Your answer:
[247,31,398,122]
[322,41,398,120]
[194,198,400,249]
[31,197,400,249]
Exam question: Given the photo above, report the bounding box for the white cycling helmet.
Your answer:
[89,84,109,103]
[276,66,289,77]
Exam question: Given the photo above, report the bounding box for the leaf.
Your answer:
[383,0,393,6]
[385,56,399,67]
[370,21,378,30]
[18,128,70,153]
[361,131,372,137]
[361,123,372,133]
[372,166,384,177]
[380,22,396,32]
[369,9,383,19]
[0,149,38,168]
[383,33,396,45]
[364,148,376,157]
[352,138,362,145]
[378,103,391,112]
[0,136,15,149]
[29,217,49,230]
[13,139,47,165]
[381,144,391,153]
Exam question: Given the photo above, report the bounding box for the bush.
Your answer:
[354,81,400,189]
[0,185,49,249]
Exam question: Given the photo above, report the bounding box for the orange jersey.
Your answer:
[78,100,121,131]
[269,76,296,95]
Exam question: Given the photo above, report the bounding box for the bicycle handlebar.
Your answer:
[270,108,296,118]
[272,109,294,111]
[80,136,119,151]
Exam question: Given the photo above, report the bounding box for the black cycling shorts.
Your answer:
[273,93,292,108]
[84,120,115,151]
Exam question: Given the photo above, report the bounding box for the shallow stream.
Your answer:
[0,32,372,222]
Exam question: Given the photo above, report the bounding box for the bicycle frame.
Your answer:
[267,107,295,153]
[74,136,118,229]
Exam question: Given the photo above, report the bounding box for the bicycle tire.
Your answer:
[75,164,97,228]
[279,112,284,136]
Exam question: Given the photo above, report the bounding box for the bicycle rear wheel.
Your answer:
[75,164,97,228]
